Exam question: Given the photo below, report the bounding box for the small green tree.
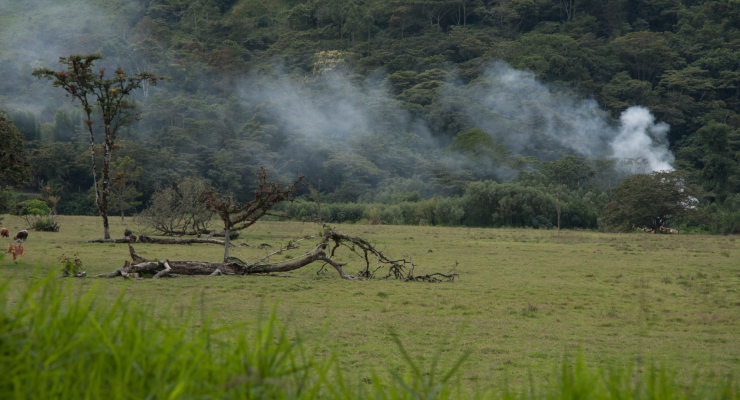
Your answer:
[604,170,702,232]
[32,54,165,239]
[12,199,58,231]
[109,156,143,221]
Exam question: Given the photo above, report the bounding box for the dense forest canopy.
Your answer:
[1,0,739,231]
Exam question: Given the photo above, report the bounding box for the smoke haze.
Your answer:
[454,62,674,171]
[0,0,675,186]
[234,61,675,178]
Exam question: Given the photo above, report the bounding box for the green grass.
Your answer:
[1,267,738,399]
[2,215,740,392]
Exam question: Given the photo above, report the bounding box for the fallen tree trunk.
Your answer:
[138,235,236,246]
[84,235,236,246]
[95,229,458,282]
[205,230,239,239]
[85,236,137,243]
[96,242,357,279]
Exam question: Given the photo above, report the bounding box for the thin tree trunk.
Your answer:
[104,215,110,240]
[223,228,230,262]
[101,139,112,240]
[121,209,125,222]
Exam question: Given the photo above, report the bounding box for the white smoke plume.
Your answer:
[459,62,674,172]
[610,107,674,171]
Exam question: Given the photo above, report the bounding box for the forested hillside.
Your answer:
[1,0,739,231]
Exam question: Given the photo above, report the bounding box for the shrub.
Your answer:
[14,199,49,216]
[435,197,465,226]
[12,199,59,231]
[32,217,59,232]
[58,253,83,274]
[377,204,403,225]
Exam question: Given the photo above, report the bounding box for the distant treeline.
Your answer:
[277,180,602,230]
[1,0,740,232]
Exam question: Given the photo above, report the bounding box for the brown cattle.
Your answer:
[0,228,9,238]
[13,230,28,241]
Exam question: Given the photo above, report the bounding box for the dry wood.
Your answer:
[205,230,239,239]
[138,235,236,246]
[152,260,172,279]
[96,229,458,282]
[60,271,87,278]
[85,236,137,243]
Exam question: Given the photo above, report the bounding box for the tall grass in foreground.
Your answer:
[0,267,737,399]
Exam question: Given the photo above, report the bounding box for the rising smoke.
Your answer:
[235,60,675,181]
[610,107,673,171]
[456,62,674,171]
[1,0,675,186]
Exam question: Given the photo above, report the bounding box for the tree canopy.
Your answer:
[0,111,32,189]
[604,170,702,232]
[1,0,740,232]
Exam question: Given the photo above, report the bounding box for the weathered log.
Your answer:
[129,245,147,263]
[60,270,87,278]
[108,243,359,279]
[152,260,172,279]
[205,230,239,239]
[95,261,134,278]
[85,236,137,243]
[138,235,236,246]
[96,230,456,282]
[244,248,357,279]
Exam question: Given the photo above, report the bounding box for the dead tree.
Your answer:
[135,178,213,236]
[202,168,304,262]
[96,228,459,282]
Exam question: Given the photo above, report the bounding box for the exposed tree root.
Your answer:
[95,229,459,282]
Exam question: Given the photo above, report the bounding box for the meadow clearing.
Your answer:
[1,214,740,389]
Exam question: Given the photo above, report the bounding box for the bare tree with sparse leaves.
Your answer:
[33,54,166,239]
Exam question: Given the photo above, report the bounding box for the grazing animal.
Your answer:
[124,228,132,237]
[14,229,28,241]
[7,243,24,261]
[0,228,9,238]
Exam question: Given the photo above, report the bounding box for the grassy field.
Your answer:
[2,214,740,389]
